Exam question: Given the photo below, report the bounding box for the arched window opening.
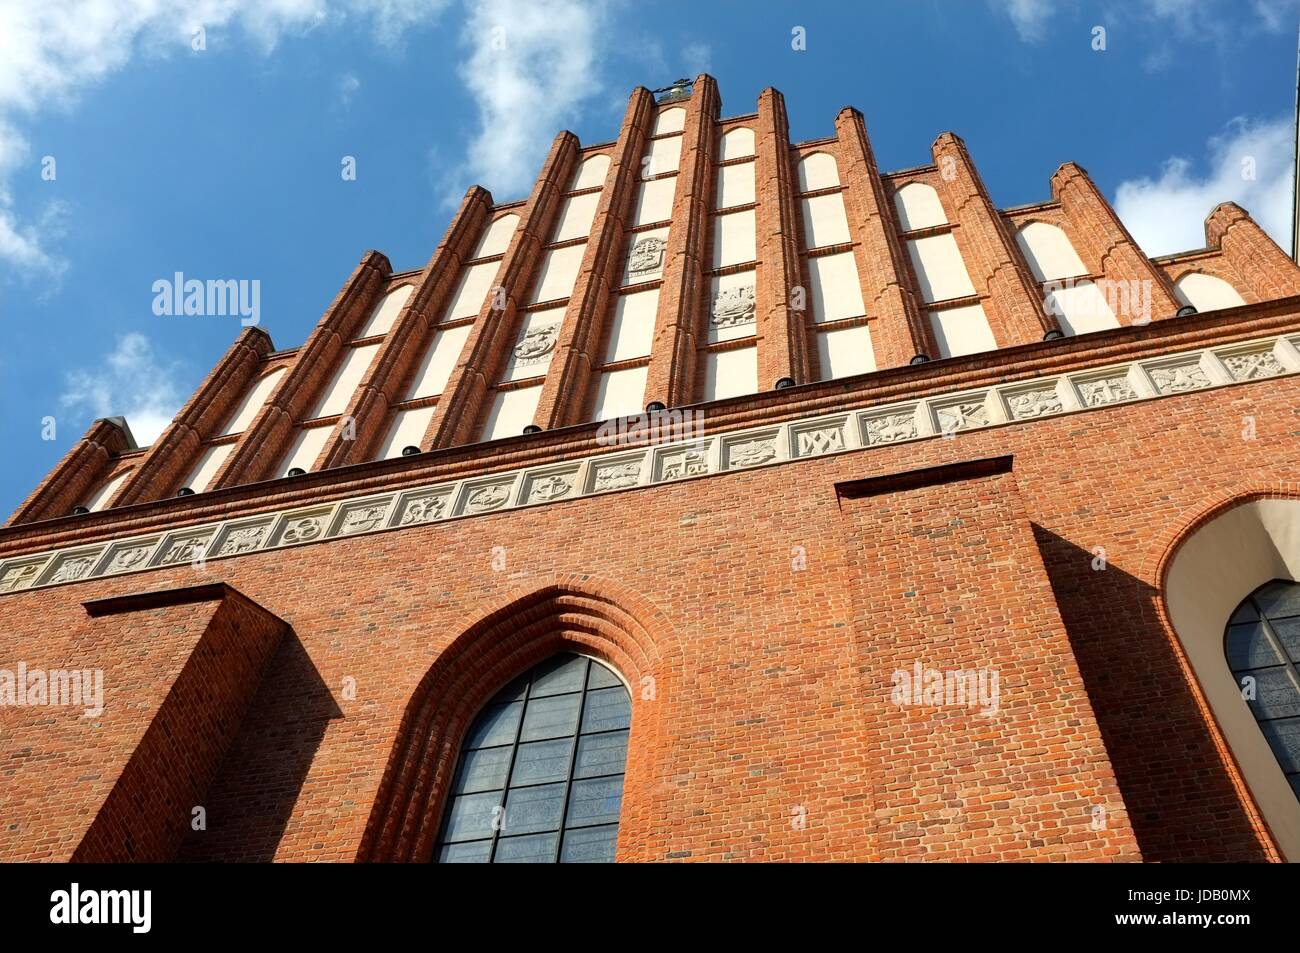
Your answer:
[1225,580,1300,804]
[435,652,630,863]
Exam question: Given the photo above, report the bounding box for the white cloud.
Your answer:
[994,0,1057,42]
[449,0,614,204]
[991,0,1296,44]
[60,332,189,445]
[1114,115,1295,257]
[0,0,451,280]
[681,42,712,76]
[337,70,361,107]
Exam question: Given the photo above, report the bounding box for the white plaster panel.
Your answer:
[929,303,998,358]
[312,342,380,418]
[531,243,586,303]
[801,193,851,249]
[592,365,649,421]
[644,137,682,177]
[1047,280,1121,336]
[907,233,977,303]
[633,176,676,226]
[715,161,755,210]
[712,209,757,268]
[816,324,876,380]
[807,251,866,324]
[797,152,839,192]
[408,323,471,399]
[357,284,413,339]
[1016,221,1088,282]
[572,154,610,191]
[892,182,948,231]
[184,443,232,493]
[502,308,564,382]
[220,367,285,436]
[719,127,755,160]
[281,424,333,475]
[623,228,669,286]
[653,107,686,135]
[473,213,520,259]
[377,405,435,460]
[482,385,542,441]
[704,346,758,401]
[83,470,130,512]
[607,289,659,362]
[553,191,601,242]
[708,270,758,343]
[1175,272,1246,312]
[444,261,501,320]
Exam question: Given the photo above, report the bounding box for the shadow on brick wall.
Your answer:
[1030,523,1273,862]
[175,631,342,862]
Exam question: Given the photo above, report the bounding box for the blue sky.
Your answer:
[1,0,1297,516]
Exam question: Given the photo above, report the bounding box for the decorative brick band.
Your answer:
[2,330,1297,597]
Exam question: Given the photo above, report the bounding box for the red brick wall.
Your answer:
[3,585,284,862]
[839,457,1138,860]
[3,360,1297,861]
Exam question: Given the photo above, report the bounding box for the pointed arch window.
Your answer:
[1225,581,1300,803]
[435,653,631,863]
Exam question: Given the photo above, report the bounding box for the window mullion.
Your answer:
[553,658,592,863]
[489,674,533,863]
[1252,597,1300,697]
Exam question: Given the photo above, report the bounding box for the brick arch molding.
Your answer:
[1140,482,1300,862]
[357,572,673,862]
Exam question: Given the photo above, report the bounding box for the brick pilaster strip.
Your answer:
[931,132,1059,343]
[531,90,657,429]
[1050,162,1180,324]
[835,107,930,367]
[429,134,580,447]
[320,188,493,466]
[752,88,810,387]
[1206,202,1300,301]
[6,418,134,525]
[211,249,392,487]
[113,327,275,504]
[642,74,720,409]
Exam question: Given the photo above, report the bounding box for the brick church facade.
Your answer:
[4,75,1300,862]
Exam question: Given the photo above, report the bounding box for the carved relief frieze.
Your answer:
[1148,362,1210,395]
[592,459,642,492]
[1220,350,1285,382]
[1076,375,1136,407]
[1005,387,1064,421]
[726,436,777,469]
[861,412,917,446]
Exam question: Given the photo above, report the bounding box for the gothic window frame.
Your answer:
[434,652,631,863]
[1224,579,1300,804]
